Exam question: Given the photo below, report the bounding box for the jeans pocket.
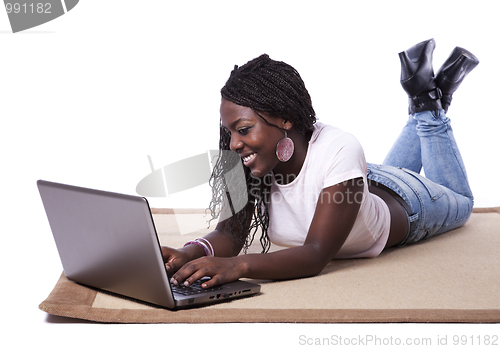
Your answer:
[400,168,444,201]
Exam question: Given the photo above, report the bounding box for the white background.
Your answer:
[1,1,498,347]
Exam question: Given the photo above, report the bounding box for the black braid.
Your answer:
[208,54,316,253]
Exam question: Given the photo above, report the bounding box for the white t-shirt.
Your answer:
[267,122,391,258]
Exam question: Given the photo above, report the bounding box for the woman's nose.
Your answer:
[230,135,243,152]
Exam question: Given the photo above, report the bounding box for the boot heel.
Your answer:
[399,38,436,97]
[399,38,442,114]
[435,47,479,112]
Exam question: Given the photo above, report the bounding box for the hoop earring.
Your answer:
[276,131,294,162]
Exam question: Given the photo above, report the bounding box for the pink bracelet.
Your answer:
[183,241,210,256]
[196,238,214,257]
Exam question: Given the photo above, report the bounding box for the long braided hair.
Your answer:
[208,54,316,253]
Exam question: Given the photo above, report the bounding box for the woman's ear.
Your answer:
[282,119,294,131]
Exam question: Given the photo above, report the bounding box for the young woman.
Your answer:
[162,38,478,289]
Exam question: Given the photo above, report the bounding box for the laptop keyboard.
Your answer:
[171,279,223,296]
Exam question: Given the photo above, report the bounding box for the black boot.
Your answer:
[435,47,479,113]
[399,38,442,114]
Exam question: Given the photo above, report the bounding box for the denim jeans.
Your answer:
[367,110,474,245]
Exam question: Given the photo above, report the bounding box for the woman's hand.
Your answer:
[161,246,194,275]
[170,256,247,289]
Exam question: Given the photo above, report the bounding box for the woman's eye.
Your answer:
[238,127,251,135]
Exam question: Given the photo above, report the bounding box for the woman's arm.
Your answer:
[170,178,363,288]
[161,201,253,272]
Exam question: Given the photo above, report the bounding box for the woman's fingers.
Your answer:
[161,246,186,274]
[171,258,209,286]
[170,257,237,288]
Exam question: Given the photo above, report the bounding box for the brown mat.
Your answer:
[39,207,500,323]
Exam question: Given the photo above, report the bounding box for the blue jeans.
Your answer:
[367,110,474,245]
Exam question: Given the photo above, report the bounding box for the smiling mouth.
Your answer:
[242,153,256,164]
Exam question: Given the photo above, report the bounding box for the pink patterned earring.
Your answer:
[276,131,294,162]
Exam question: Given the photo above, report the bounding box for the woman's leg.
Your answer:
[367,161,474,245]
[370,39,477,245]
[379,109,474,244]
[382,115,422,173]
[386,39,477,200]
[414,109,473,200]
[383,38,439,173]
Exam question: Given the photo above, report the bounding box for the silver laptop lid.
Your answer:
[37,180,175,308]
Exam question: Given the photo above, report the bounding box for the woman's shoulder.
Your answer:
[310,122,361,147]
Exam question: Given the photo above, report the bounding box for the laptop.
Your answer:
[37,180,261,309]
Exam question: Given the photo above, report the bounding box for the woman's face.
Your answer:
[220,99,287,178]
